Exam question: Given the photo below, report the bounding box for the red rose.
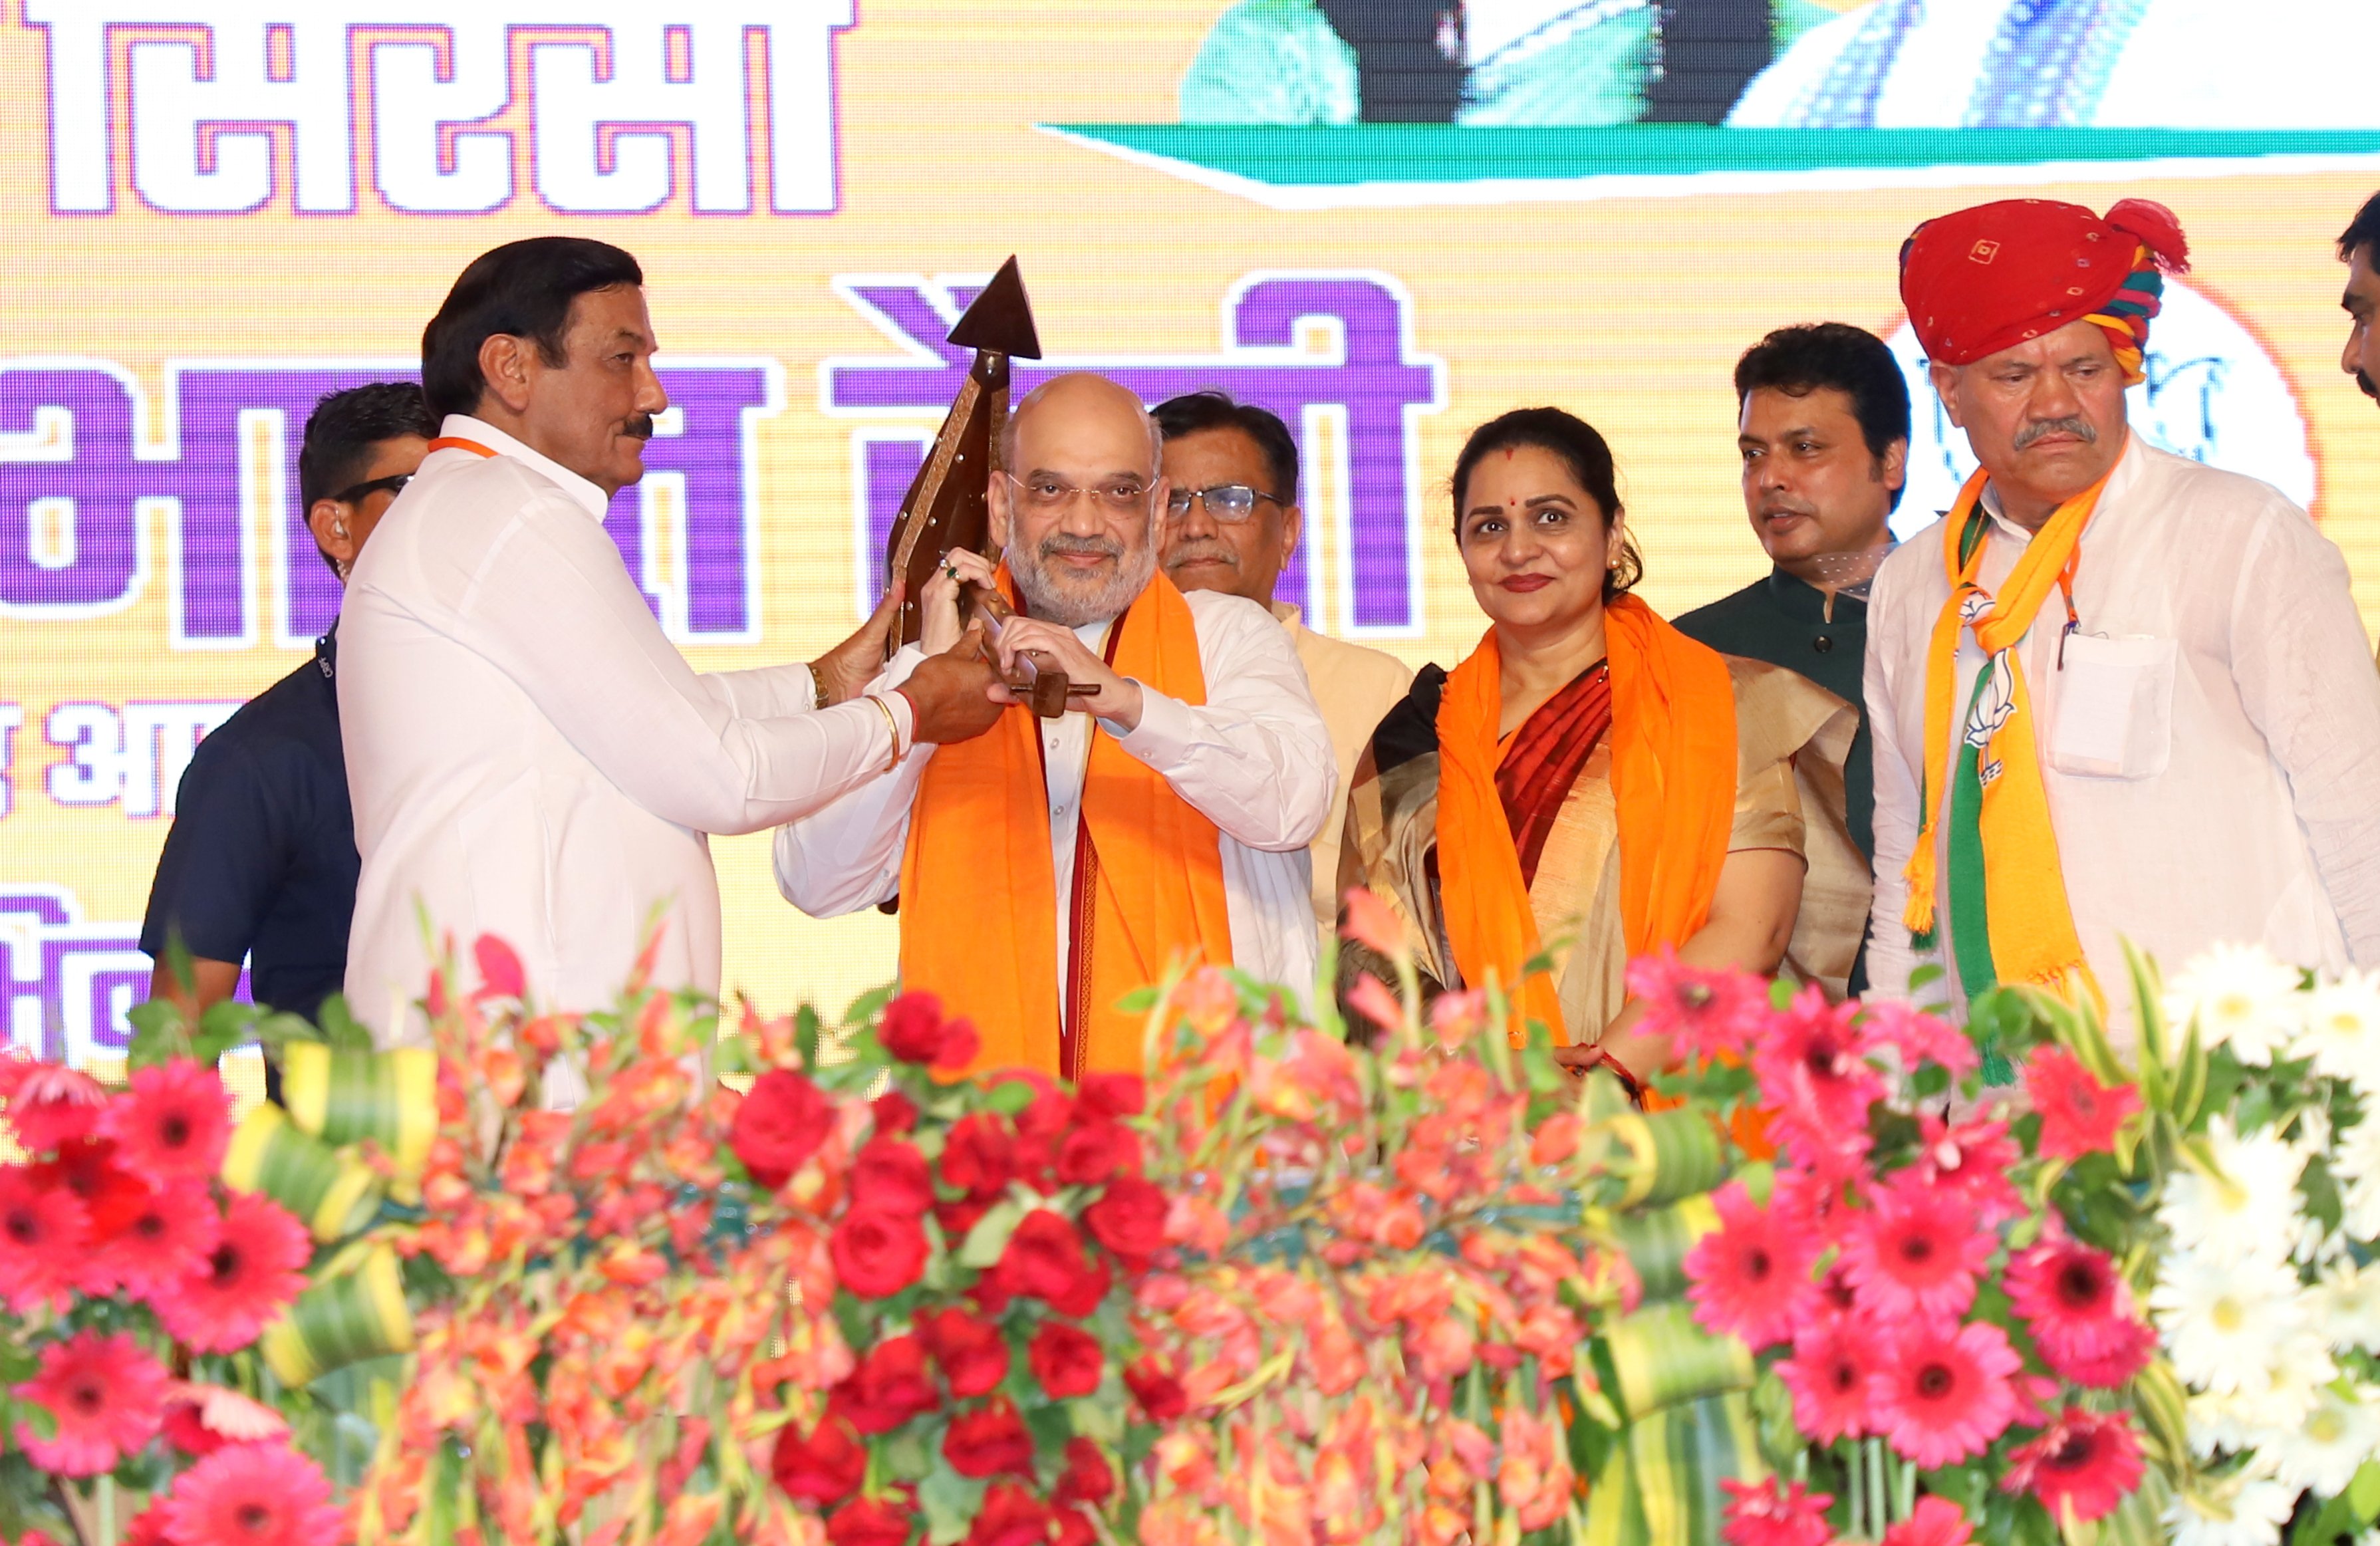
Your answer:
[1054,1507,1097,1546]
[1027,1322,1104,1400]
[831,1208,929,1300]
[940,1115,1015,1198]
[937,1197,992,1251]
[831,1335,938,1435]
[942,1398,1034,1478]
[1016,1089,1077,1142]
[873,1089,919,1138]
[937,1017,980,1070]
[966,1483,1051,1546]
[1055,1438,1115,1507]
[1124,1356,1187,1422]
[728,1070,833,1190]
[1055,1121,1137,1186]
[994,1210,1109,1315]
[851,1137,934,1218]
[771,1414,866,1503]
[920,1307,1010,1398]
[1077,1073,1145,1118]
[827,1495,916,1546]
[878,993,949,1065]
[1083,1176,1167,1262]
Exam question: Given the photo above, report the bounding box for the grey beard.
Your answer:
[1009,538,1158,628]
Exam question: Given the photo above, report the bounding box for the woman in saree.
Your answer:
[1339,408,1868,1084]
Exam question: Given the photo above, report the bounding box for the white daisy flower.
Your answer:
[2334,1118,2380,1243]
[2153,1251,2305,1394]
[2296,972,2380,1091]
[2168,1474,2300,1546]
[2165,943,2306,1067]
[2222,1327,2333,1433]
[2267,1384,2380,1497]
[2159,1117,2307,1265]
[2323,1263,2380,1354]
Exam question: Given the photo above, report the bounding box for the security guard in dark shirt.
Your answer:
[1674,324,1909,992]
[141,383,436,1027]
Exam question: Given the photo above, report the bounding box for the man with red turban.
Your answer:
[1863,197,2380,1033]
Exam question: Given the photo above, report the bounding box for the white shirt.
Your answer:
[1864,436,2380,1027]
[340,415,910,1045]
[1730,0,2380,128]
[775,586,1335,1003]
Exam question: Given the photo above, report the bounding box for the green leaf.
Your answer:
[958,1200,1027,1269]
[192,997,265,1065]
[313,994,370,1051]
[125,994,188,1069]
[2349,1459,2380,1522]
[916,1465,986,1546]
[1021,1401,1073,1452]
[1115,987,1159,1015]
[984,1080,1037,1116]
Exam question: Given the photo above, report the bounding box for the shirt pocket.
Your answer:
[2047,634,2177,780]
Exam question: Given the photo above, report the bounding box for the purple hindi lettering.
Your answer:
[824,274,1444,633]
[0,361,775,645]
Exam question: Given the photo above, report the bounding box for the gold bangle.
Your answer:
[866,694,904,772]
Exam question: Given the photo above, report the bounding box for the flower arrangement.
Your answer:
[0,1012,342,1546]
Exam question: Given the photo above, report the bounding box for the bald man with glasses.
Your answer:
[1154,390,1412,934]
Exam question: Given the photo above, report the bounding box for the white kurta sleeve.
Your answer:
[773,648,936,916]
[2228,505,2380,968]
[1105,592,1335,853]
[452,489,906,837]
[1862,552,1935,1003]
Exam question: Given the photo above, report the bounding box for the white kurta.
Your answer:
[775,586,1335,1003]
[340,415,910,1043]
[1864,436,2380,1024]
[1730,0,2380,128]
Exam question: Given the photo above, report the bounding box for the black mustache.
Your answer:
[2359,370,2379,403]
[622,414,656,440]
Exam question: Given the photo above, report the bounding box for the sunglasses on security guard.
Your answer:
[331,472,413,505]
[1166,484,1283,523]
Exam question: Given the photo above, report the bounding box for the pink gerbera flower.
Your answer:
[1625,951,1765,1063]
[1840,1172,1994,1327]
[154,1194,310,1354]
[1882,1496,1974,1546]
[97,1174,221,1303]
[2002,1408,2145,1524]
[1774,1316,1873,1443]
[11,1331,170,1476]
[2024,1049,2139,1161]
[1867,1319,2024,1469]
[1752,988,1883,1176]
[1683,1180,1819,1350]
[0,1167,90,1313]
[0,1059,110,1153]
[99,1059,231,1182]
[161,1442,344,1546]
[1718,1477,1834,1546]
[1913,1113,2024,1225]
[2003,1235,2152,1388]
[1857,1000,1978,1079]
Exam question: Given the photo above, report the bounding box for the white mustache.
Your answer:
[2014,416,2097,451]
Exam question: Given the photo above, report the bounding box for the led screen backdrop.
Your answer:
[7,0,2380,1066]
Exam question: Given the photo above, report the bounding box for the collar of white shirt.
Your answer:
[434,413,610,521]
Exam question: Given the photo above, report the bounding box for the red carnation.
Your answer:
[873,1089,919,1138]
[1124,1356,1188,1422]
[941,1115,1015,1198]
[832,1335,938,1436]
[920,1307,1010,1398]
[1084,1175,1167,1263]
[1077,1072,1144,1118]
[1028,1321,1105,1399]
[851,1137,935,1219]
[771,1414,867,1504]
[995,1210,1109,1315]
[827,1495,916,1546]
[729,1070,834,1190]
[942,1398,1034,1478]
[1055,1438,1115,1507]
[1056,1121,1137,1186]
[967,1483,1051,1546]
[831,1208,929,1301]
[878,993,950,1065]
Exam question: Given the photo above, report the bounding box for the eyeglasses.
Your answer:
[329,471,412,506]
[1003,471,1152,515]
[1166,483,1283,523]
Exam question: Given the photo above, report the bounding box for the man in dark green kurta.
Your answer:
[1675,323,1910,992]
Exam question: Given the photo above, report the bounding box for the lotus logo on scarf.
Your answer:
[1958,594,2020,789]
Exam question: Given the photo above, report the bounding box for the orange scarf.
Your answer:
[898,569,1232,1078]
[1435,594,1737,1045]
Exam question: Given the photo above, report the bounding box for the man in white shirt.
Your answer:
[342,237,1002,1043]
[1730,0,2380,128]
[1865,198,2380,1027]
[776,373,1334,1079]
[1151,390,1411,936]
